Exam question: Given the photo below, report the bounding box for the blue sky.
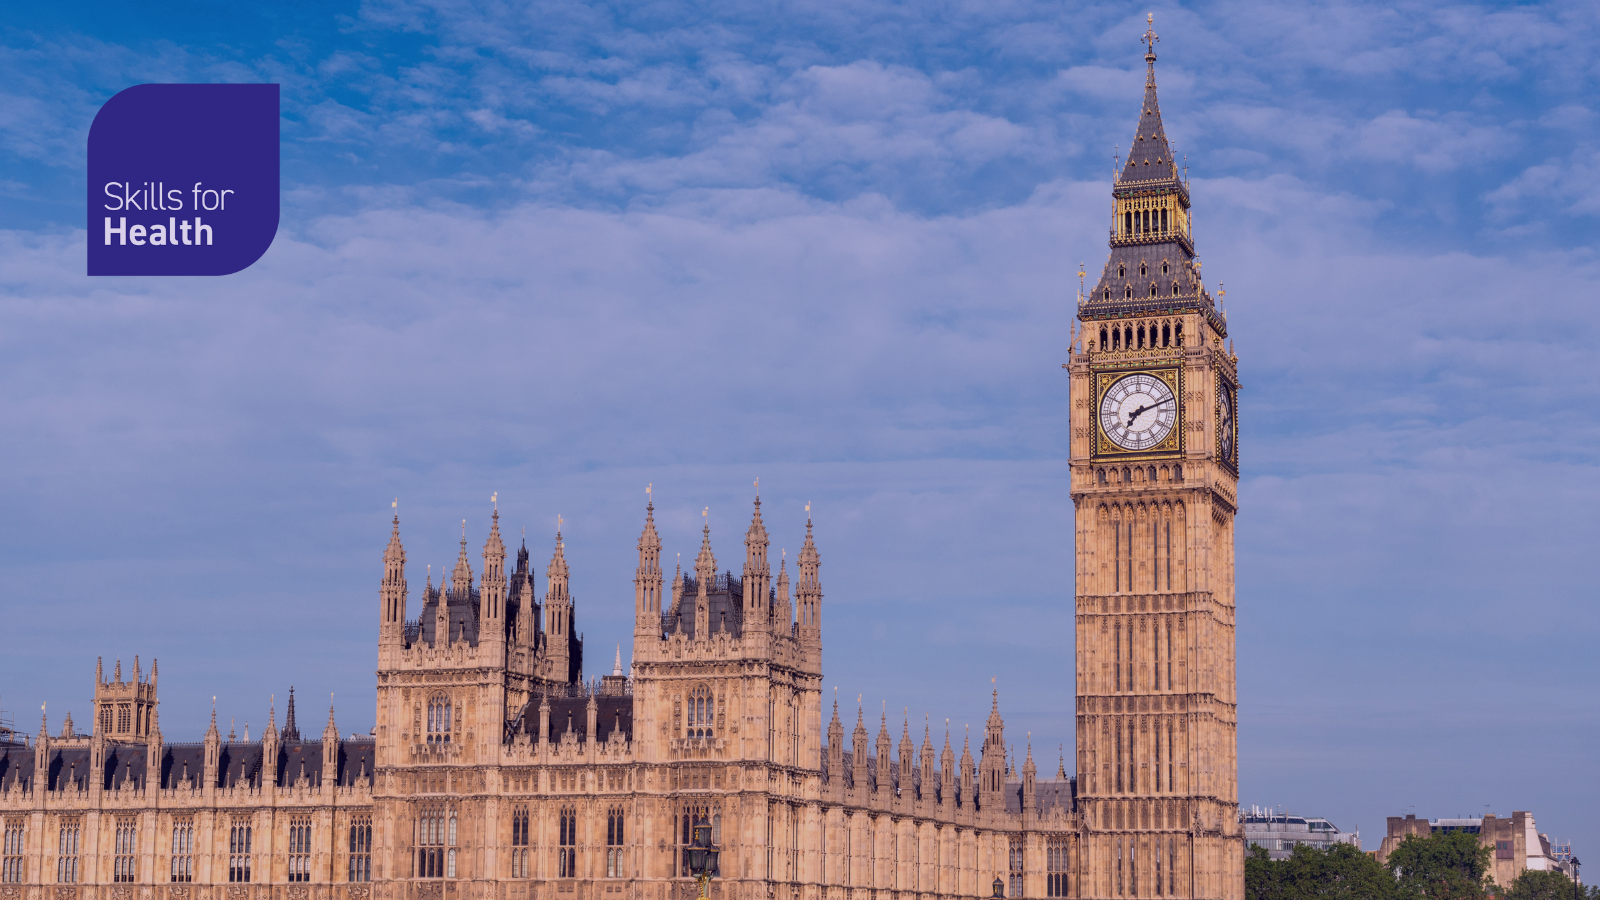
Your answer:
[2,0,1598,855]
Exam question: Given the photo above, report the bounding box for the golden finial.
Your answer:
[392,498,397,509]
[646,483,652,499]
[1143,13,1159,56]
[754,477,759,496]
[491,492,497,510]
[702,506,708,518]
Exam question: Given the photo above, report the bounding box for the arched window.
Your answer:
[1124,212,1132,235]
[1150,283,1158,298]
[1174,465,1184,482]
[1125,327,1133,348]
[1148,467,1157,482]
[1162,324,1170,347]
[606,807,625,877]
[687,685,714,739]
[1104,288,1111,300]
[1137,325,1145,349]
[427,694,452,745]
[1098,468,1108,485]
[1172,282,1180,296]
[1118,265,1126,278]
[1161,261,1169,275]
[1099,328,1108,350]
[1139,264,1147,277]
[1125,286,1133,299]
[1113,328,1122,351]
[1161,208,1168,232]
[1174,323,1184,346]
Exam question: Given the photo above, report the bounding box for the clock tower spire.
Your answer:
[1068,15,1243,899]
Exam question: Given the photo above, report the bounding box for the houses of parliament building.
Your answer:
[0,25,1242,900]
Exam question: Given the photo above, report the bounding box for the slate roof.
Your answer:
[660,573,753,640]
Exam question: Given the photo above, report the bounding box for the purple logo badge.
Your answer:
[88,84,279,276]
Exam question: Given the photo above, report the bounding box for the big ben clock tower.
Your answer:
[1068,16,1243,900]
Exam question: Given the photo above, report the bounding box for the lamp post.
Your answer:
[686,817,720,900]
[992,876,1005,899]
[1571,857,1580,900]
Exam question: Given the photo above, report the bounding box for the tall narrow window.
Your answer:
[1154,616,1161,688]
[113,817,138,882]
[558,807,577,878]
[1169,839,1177,895]
[349,815,372,883]
[688,685,714,739]
[1168,723,1176,790]
[417,808,445,878]
[606,807,625,878]
[1115,722,1124,793]
[1131,840,1139,897]
[2,819,24,884]
[229,821,253,882]
[427,694,453,744]
[288,816,312,882]
[56,820,80,884]
[1165,521,1172,591]
[1047,838,1069,897]
[1116,840,1124,897]
[1114,622,1122,691]
[1156,838,1163,895]
[171,819,194,883]
[1129,724,1137,792]
[1114,522,1122,593]
[448,812,458,878]
[511,807,529,878]
[1008,838,1024,898]
[844,815,852,884]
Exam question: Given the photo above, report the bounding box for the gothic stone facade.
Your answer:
[0,31,1240,900]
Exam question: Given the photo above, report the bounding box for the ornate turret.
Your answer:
[543,527,580,683]
[634,496,664,632]
[693,519,715,639]
[874,711,892,794]
[1022,739,1037,815]
[897,717,915,794]
[959,726,975,804]
[481,503,507,649]
[826,695,844,781]
[940,722,955,801]
[850,704,869,791]
[742,492,771,631]
[919,719,935,801]
[796,508,822,646]
[380,505,407,643]
[980,689,1005,801]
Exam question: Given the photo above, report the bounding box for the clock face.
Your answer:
[1219,384,1236,462]
[1099,373,1177,451]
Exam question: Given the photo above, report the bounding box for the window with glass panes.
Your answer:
[2,819,24,883]
[1047,838,1069,897]
[228,821,252,882]
[1008,837,1024,898]
[510,807,529,878]
[558,808,577,878]
[287,817,312,882]
[171,819,194,883]
[605,807,625,877]
[56,820,80,884]
[349,816,372,883]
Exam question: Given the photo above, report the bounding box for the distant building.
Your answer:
[1377,812,1576,889]
[1239,808,1359,860]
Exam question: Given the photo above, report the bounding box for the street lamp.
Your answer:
[992,876,1005,899]
[1571,857,1580,900]
[685,817,720,900]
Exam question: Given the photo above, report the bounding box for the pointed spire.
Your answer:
[324,696,339,740]
[612,644,623,677]
[452,519,474,599]
[114,659,122,683]
[635,492,663,622]
[695,512,716,583]
[281,686,300,743]
[96,656,104,684]
[133,655,141,684]
[229,717,236,742]
[60,712,75,739]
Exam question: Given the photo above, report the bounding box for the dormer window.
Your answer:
[1139,264,1147,277]
[1118,265,1126,278]
[1162,262,1169,275]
